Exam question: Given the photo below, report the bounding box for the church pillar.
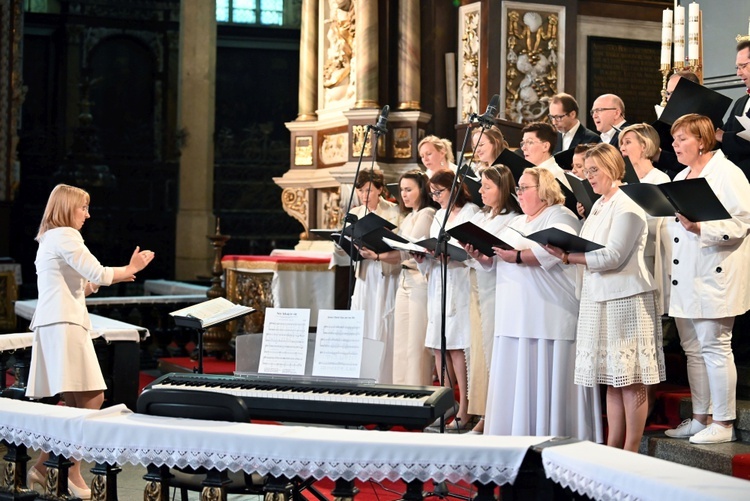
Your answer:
[297,0,318,121]
[174,0,216,280]
[397,0,420,111]
[353,0,378,109]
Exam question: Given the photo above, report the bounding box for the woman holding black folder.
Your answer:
[544,143,665,452]
[376,170,437,387]
[462,165,520,433]
[663,114,750,444]
[483,167,601,441]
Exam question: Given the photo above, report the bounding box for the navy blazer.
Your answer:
[720,94,750,180]
[553,124,601,153]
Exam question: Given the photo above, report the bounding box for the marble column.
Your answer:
[297,0,318,121]
[354,0,379,109]
[175,0,216,280]
[397,0,420,110]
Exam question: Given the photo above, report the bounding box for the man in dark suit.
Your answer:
[716,39,750,179]
[591,93,629,146]
[549,93,601,153]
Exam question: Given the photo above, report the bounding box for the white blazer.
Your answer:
[31,227,114,330]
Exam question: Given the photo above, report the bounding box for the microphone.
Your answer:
[475,94,500,127]
[371,105,389,134]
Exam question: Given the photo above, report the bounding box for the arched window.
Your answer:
[216,0,286,26]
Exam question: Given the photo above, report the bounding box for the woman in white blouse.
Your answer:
[415,169,479,429]
[26,184,154,498]
[462,164,520,434]
[545,143,665,452]
[418,135,457,178]
[377,170,437,386]
[663,114,750,444]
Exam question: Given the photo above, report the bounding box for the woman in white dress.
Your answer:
[462,164,520,434]
[663,114,750,444]
[418,135,457,178]
[545,143,665,452]
[485,168,602,442]
[350,169,401,383]
[26,184,155,498]
[415,169,479,429]
[377,170,437,386]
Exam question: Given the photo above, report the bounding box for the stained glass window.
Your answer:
[216,0,285,26]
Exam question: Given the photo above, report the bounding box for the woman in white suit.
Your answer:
[26,184,154,498]
[663,114,750,444]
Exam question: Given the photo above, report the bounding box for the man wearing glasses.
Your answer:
[590,94,629,146]
[548,93,601,153]
[716,39,750,179]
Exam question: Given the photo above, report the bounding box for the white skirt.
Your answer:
[485,335,604,442]
[26,322,107,398]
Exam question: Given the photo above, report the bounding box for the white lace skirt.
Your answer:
[574,275,666,388]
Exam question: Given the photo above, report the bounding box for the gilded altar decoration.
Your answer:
[320,188,342,230]
[322,0,356,108]
[393,127,413,159]
[295,136,314,166]
[501,3,564,124]
[281,187,309,234]
[458,3,481,123]
[351,125,373,158]
[320,131,348,165]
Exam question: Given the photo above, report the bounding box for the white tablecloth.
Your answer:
[0,399,544,485]
[13,299,148,342]
[541,441,750,501]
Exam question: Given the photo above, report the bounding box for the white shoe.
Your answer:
[664,418,706,438]
[689,423,736,444]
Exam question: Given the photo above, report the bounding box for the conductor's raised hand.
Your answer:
[130,246,156,273]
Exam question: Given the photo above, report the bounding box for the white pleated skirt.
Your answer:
[25,322,106,399]
[485,335,604,442]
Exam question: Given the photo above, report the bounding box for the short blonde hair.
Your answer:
[619,123,660,158]
[585,143,625,182]
[418,135,455,164]
[36,184,90,240]
[521,167,565,206]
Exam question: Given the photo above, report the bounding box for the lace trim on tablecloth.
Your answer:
[1,425,518,485]
[543,457,641,501]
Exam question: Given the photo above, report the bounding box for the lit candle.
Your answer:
[673,5,685,66]
[661,8,673,65]
[688,2,700,61]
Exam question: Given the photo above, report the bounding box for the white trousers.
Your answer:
[392,269,433,386]
[674,316,736,421]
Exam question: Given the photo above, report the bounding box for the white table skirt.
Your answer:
[541,441,750,501]
[13,299,148,342]
[0,399,545,486]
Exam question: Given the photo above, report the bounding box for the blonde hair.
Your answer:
[36,184,90,240]
[522,167,565,206]
[418,135,455,164]
[585,143,625,182]
[619,123,660,158]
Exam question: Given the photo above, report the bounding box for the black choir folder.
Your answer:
[382,235,469,262]
[619,178,731,222]
[565,173,600,218]
[513,226,604,253]
[446,221,512,257]
[170,297,255,329]
[315,212,408,261]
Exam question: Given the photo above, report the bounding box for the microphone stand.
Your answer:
[339,122,384,309]
[433,116,486,434]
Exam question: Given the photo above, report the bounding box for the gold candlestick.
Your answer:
[199,217,233,359]
[659,64,671,107]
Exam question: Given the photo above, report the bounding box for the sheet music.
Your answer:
[312,309,364,378]
[736,114,750,141]
[258,308,310,375]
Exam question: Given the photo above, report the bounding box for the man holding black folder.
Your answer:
[716,40,750,178]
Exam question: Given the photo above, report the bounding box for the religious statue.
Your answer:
[323,0,356,107]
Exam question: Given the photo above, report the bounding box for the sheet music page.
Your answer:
[736,114,750,141]
[312,309,364,378]
[258,308,310,375]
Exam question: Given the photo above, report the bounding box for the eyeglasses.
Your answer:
[81,205,90,213]
[515,185,538,194]
[520,139,541,148]
[430,188,446,198]
[582,167,600,177]
[590,107,616,116]
[736,61,750,72]
[548,112,570,121]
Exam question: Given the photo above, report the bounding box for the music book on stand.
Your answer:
[447,221,512,257]
[513,226,604,253]
[170,297,255,329]
[619,178,731,222]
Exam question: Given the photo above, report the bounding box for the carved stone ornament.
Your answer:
[281,187,309,234]
[320,132,348,165]
[295,135,314,166]
[351,125,372,158]
[322,0,357,108]
[320,187,342,230]
[393,127,413,159]
[458,3,480,124]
